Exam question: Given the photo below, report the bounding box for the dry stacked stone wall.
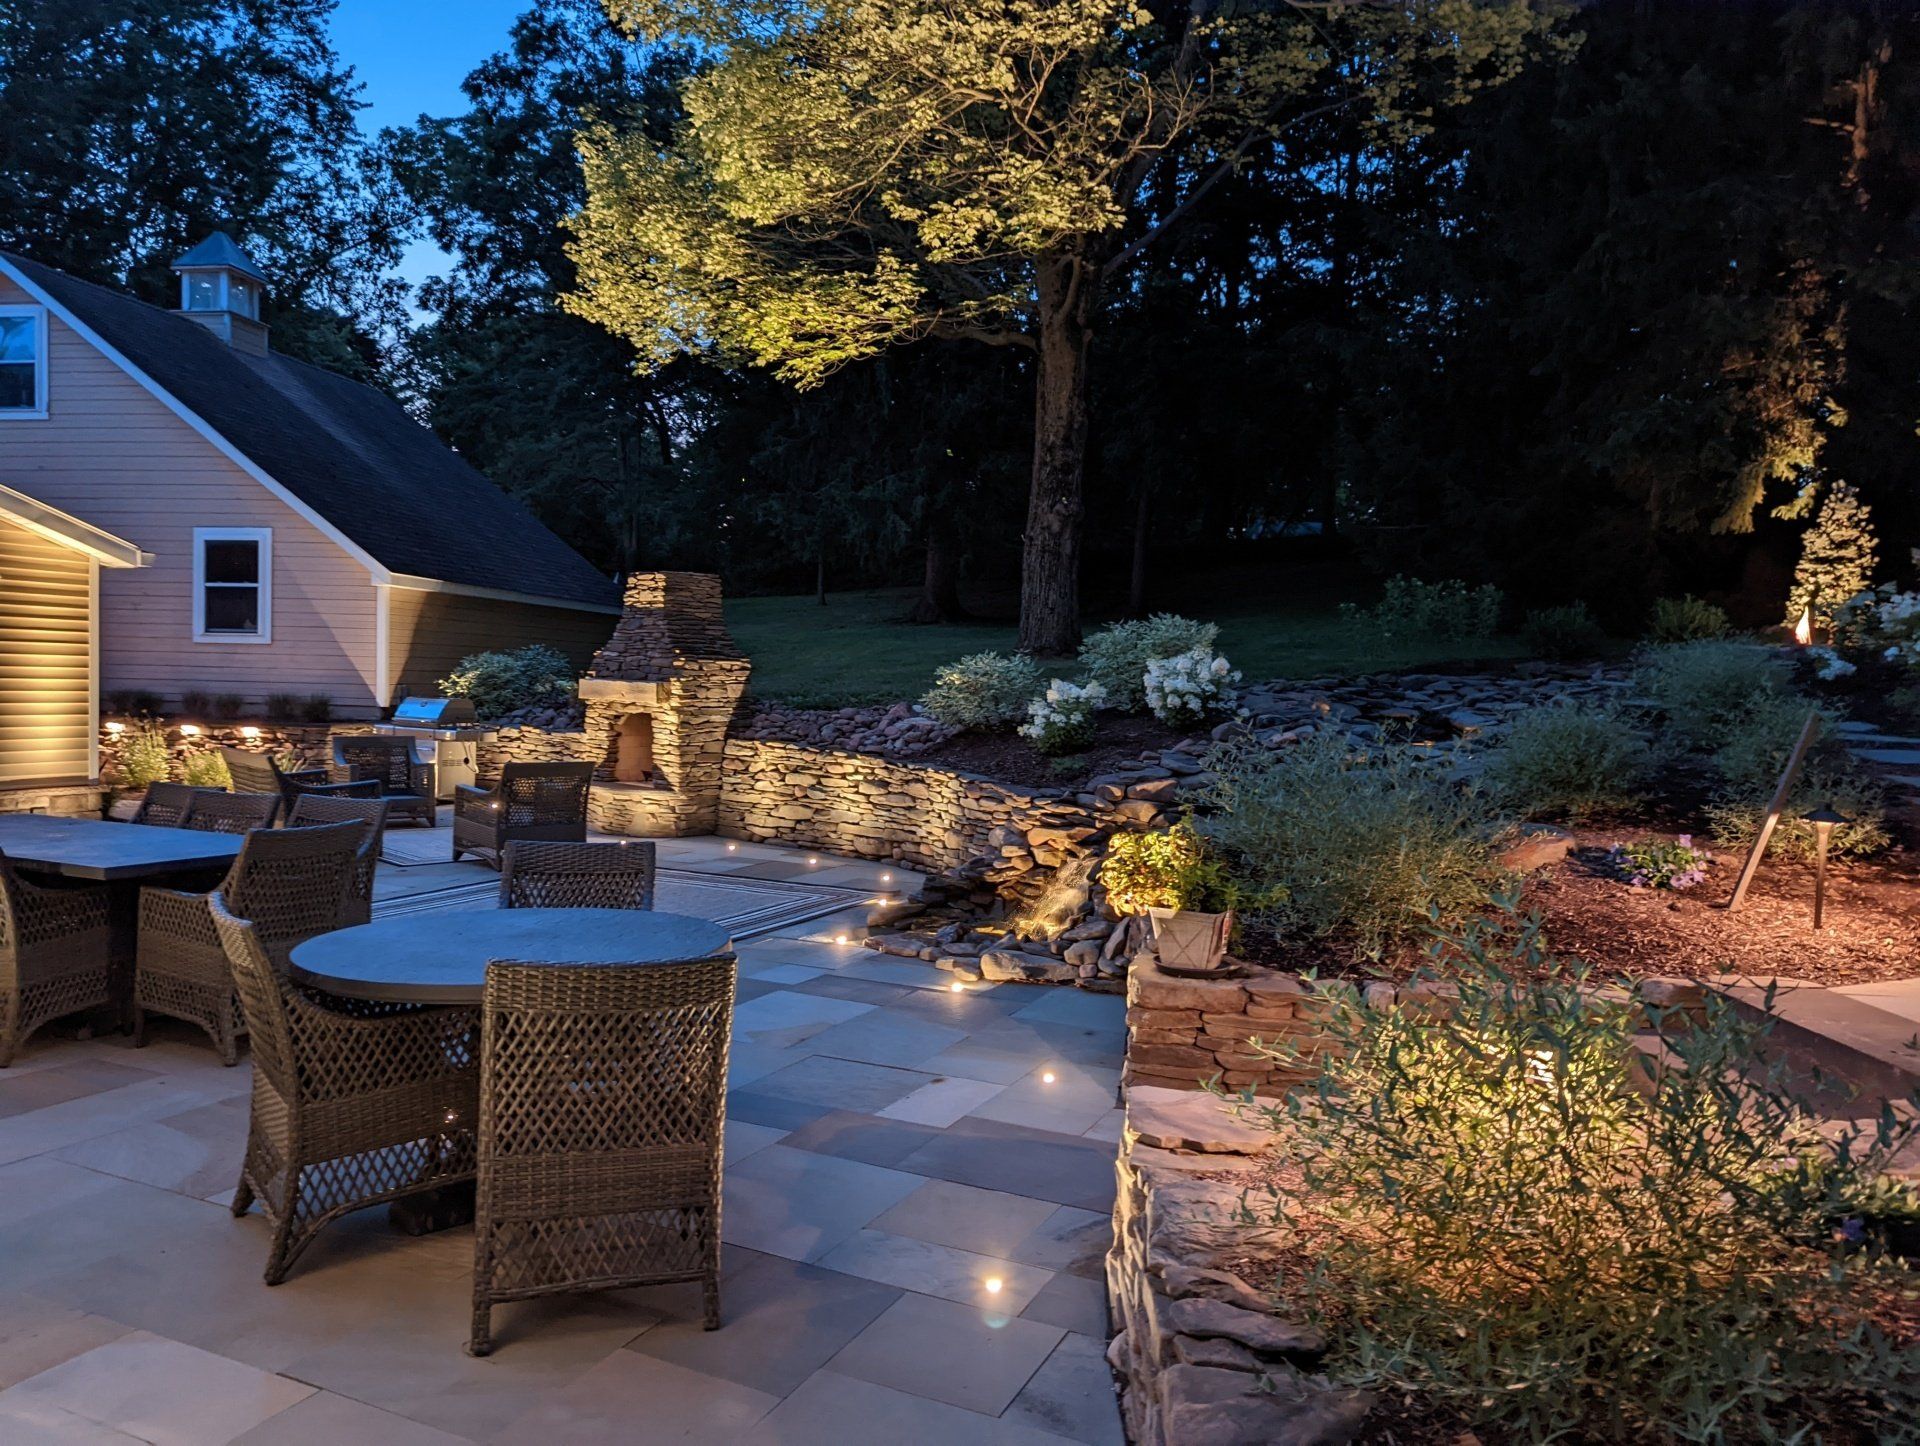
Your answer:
[1107,1086,1372,1445]
[717,737,1096,872]
[1123,963,1325,1097]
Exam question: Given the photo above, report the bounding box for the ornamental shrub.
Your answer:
[1143,647,1239,729]
[1519,602,1604,660]
[919,651,1042,730]
[181,751,231,790]
[1833,582,1920,670]
[1648,594,1731,644]
[1242,903,1920,1443]
[1099,821,1236,915]
[1017,679,1104,755]
[1195,733,1496,950]
[117,726,171,789]
[1785,479,1878,633]
[1705,697,1888,859]
[1631,640,1789,749]
[1485,703,1652,821]
[438,643,574,721]
[1338,575,1503,641]
[1076,614,1218,712]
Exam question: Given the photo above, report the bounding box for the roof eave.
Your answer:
[0,482,149,567]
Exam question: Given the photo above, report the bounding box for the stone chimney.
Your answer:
[170,231,270,356]
[576,572,750,836]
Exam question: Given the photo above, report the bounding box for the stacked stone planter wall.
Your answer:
[1124,962,1327,1098]
[98,719,375,786]
[1107,1085,1372,1445]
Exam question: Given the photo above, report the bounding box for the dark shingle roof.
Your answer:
[2,252,618,611]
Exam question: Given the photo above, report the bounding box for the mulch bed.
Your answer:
[1524,829,1920,986]
[898,713,1192,790]
[1237,827,1920,988]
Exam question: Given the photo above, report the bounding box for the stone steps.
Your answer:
[1708,978,1920,1109]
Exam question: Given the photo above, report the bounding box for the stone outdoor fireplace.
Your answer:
[576,572,750,836]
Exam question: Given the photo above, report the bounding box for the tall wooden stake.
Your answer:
[1725,708,1822,912]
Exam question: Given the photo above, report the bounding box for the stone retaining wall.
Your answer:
[716,737,1105,872]
[1124,962,1325,1097]
[1106,1085,1371,1445]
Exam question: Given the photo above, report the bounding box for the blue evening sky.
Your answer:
[330,0,533,295]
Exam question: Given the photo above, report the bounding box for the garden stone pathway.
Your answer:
[0,837,1125,1444]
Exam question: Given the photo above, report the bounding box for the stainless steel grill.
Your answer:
[372,697,494,800]
[388,696,478,728]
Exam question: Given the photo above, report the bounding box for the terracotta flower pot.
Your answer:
[1147,906,1233,973]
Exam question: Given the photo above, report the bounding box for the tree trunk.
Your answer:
[908,530,966,623]
[1019,254,1096,656]
[1128,485,1151,618]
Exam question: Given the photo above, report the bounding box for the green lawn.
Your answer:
[726,587,1535,707]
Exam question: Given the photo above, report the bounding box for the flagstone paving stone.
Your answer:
[0,836,1122,1443]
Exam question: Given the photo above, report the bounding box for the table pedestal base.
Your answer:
[389,1181,476,1235]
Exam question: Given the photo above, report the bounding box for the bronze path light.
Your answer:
[1803,804,1849,930]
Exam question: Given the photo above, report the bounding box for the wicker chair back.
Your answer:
[499,840,656,911]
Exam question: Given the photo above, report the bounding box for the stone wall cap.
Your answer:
[1126,1085,1274,1156]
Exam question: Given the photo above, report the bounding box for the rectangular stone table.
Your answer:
[0,814,242,1026]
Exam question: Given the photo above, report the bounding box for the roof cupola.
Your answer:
[170,231,269,355]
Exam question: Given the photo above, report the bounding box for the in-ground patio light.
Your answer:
[1803,803,1849,930]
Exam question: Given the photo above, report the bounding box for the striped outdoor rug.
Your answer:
[372,867,868,941]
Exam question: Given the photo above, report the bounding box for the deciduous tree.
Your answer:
[566,0,1560,652]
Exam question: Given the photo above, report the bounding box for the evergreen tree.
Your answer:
[1786,481,1879,630]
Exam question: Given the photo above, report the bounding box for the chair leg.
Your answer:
[131,1006,148,1048]
[468,1299,493,1357]
[703,1275,722,1331]
[230,1176,254,1218]
[261,1173,305,1285]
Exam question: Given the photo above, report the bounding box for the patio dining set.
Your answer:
[0,746,736,1357]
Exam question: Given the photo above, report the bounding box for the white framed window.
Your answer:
[0,304,48,419]
[193,527,272,643]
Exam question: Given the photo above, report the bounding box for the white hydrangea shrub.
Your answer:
[1018,679,1106,755]
[1144,647,1240,729]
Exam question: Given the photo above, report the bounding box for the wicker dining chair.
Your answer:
[499,840,656,911]
[209,895,478,1285]
[452,762,594,869]
[135,820,367,1065]
[469,953,736,1355]
[332,736,437,827]
[182,791,280,836]
[0,852,111,1068]
[131,781,201,828]
[286,795,390,926]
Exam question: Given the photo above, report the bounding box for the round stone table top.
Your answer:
[289,908,734,1005]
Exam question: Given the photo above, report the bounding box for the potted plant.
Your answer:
[1100,821,1240,974]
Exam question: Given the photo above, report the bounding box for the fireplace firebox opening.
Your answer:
[614,713,656,784]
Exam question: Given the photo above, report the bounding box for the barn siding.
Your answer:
[0,275,381,716]
[386,587,613,703]
[0,517,93,785]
